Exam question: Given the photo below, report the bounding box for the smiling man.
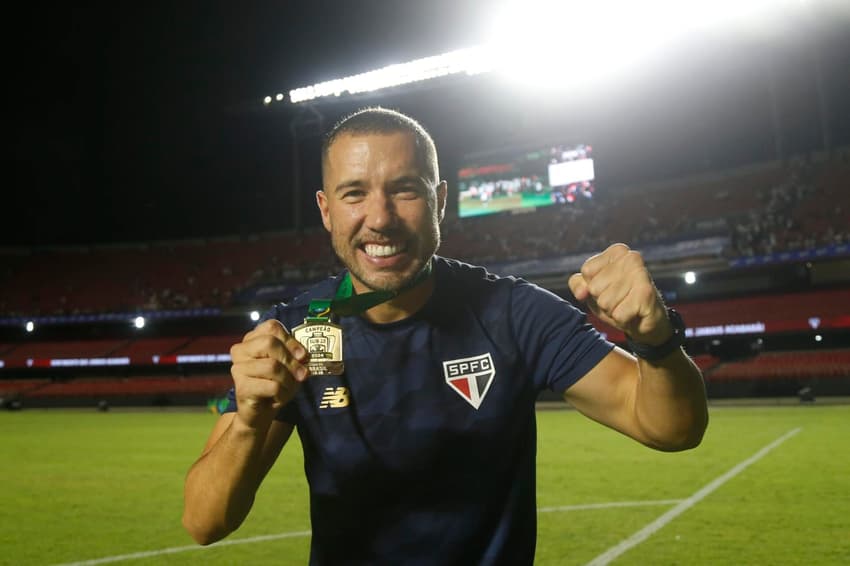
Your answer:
[183,107,708,565]
[316,124,445,320]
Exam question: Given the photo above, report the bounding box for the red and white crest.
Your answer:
[442,353,496,410]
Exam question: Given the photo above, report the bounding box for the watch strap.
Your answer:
[626,308,686,362]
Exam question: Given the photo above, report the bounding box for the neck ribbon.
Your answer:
[306,261,433,322]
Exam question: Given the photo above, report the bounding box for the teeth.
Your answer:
[364,243,403,257]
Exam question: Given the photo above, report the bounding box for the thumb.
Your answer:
[568,273,588,301]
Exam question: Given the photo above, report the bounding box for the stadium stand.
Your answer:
[0,378,51,397]
[1,339,130,367]
[1,155,848,317]
[689,354,722,373]
[1,152,848,406]
[109,336,193,363]
[175,335,242,355]
[22,375,233,398]
[708,350,850,381]
[674,288,850,330]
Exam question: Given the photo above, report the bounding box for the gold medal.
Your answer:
[296,264,431,376]
[292,319,344,376]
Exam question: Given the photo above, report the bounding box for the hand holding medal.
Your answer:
[229,319,311,428]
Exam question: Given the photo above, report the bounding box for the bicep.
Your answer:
[563,346,650,446]
[200,413,295,478]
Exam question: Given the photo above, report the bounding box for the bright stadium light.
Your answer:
[134,316,145,329]
[483,0,814,92]
[263,95,272,105]
[25,320,34,333]
[684,271,697,285]
[485,1,668,90]
[271,0,824,105]
[814,334,823,342]
[288,46,494,104]
[250,310,261,322]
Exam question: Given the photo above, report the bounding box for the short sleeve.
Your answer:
[510,280,614,394]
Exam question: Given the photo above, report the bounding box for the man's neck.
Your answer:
[354,274,435,324]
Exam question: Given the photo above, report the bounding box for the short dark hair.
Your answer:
[321,107,439,185]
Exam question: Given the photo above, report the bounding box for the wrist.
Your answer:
[232,410,275,439]
[626,308,686,362]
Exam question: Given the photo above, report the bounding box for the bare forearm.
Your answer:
[182,418,270,544]
[634,348,708,451]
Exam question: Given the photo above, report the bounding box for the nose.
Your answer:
[364,190,398,232]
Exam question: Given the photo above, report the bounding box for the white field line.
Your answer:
[539,499,682,513]
[52,530,312,566]
[585,427,803,566]
[53,499,682,565]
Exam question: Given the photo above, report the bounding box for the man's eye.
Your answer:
[395,186,421,198]
[342,190,365,201]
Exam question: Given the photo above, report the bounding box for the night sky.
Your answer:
[7,1,850,247]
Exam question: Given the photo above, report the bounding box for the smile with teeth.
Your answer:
[363,243,406,258]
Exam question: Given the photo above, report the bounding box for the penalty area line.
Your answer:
[585,426,803,566]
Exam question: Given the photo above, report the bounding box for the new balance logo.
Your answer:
[319,386,350,409]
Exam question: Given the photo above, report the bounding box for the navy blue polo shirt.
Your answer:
[225,256,613,565]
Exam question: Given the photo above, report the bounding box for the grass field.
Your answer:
[459,192,553,217]
[1,404,848,565]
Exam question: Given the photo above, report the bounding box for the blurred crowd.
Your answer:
[2,151,848,317]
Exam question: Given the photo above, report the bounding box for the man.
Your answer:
[183,107,708,564]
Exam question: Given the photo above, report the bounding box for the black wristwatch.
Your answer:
[626,308,686,362]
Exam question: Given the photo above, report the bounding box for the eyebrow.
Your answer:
[332,179,365,194]
[389,175,429,187]
[332,175,429,194]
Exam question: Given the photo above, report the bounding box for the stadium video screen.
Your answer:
[457,143,595,218]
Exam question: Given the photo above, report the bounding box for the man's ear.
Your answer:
[316,190,332,232]
[436,181,447,222]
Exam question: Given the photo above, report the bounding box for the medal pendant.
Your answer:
[292,319,344,376]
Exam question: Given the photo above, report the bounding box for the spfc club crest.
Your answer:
[442,353,496,410]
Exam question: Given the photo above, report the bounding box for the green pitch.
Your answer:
[459,192,554,217]
[1,404,848,565]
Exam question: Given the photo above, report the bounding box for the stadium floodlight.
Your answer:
[25,320,34,333]
[263,95,272,105]
[484,0,668,90]
[288,46,494,104]
[814,334,823,342]
[269,0,816,106]
[134,316,145,329]
[484,0,811,92]
[250,311,261,322]
[684,271,697,285]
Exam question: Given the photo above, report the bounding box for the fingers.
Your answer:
[228,318,314,426]
[579,243,629,279]
[570,244,633,305]
[231,357,300,407]
[231,319,310,381]
[571,243,665,336]
[242,319,289,347]
[568,273,588,301]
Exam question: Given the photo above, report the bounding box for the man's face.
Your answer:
[317,131,447,293]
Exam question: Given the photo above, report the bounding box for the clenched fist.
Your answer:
[229,319,311,429]
[569,243,672,346]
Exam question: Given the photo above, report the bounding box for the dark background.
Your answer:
[6,1,850,247]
